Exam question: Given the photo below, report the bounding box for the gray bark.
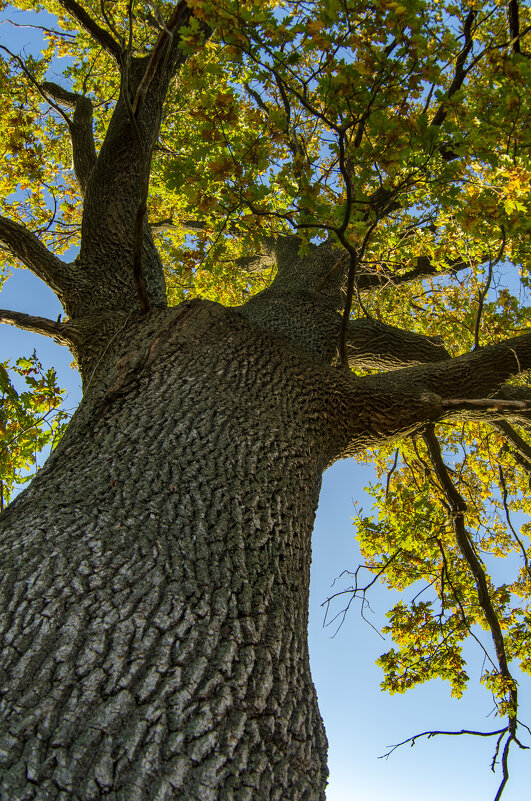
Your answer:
[0,301,333,801]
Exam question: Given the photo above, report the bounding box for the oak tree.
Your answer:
[0,1,530,799]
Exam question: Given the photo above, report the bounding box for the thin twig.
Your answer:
[498,464,531,579]
[474,228,505,350]
[380,726,508,759]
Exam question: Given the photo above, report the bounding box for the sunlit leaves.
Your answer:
[352,425,531,717]
[0,352,68,509]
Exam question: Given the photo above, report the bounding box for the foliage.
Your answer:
[353,427,531,698]
[0,0,530,796]
[0,352,68,508]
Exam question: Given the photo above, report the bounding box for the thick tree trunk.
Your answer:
[0,300,334,800]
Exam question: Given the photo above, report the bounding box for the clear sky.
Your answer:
[1,7,530,800]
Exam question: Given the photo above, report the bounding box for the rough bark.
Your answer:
[0,301,334,801]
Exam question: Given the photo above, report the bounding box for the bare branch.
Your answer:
[322,552,401,637]
[41,81,97,193]
[58,0,121,62]
[347,318,451,371]
[0,309,74,346]
[431,9,476,127]
[0,18,76,39]
[508,0,521,54]
[0,215,72,297]
[381,726,508,759]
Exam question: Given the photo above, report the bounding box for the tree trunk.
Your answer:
[0,300,334,801]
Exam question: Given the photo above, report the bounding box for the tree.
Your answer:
[0,0,530,799]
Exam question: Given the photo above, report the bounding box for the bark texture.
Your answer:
[0,301,341,801]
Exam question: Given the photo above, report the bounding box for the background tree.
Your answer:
[0,1,530,799]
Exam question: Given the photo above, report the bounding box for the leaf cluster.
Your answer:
[0,351,68,508]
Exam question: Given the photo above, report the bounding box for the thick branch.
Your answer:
[79,4,212,313]
[389,332,531,408]
[493,420,531,470]
[132,0,197,116]
[58,0,121,62]
[332,332,531,460]
[41,81,97,193]
[0,215,72,297]
[0,309,76,346]
[347,318,450,371]
[508,0,521,54]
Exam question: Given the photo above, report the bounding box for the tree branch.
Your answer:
[441,398,531,413]
[422,426,523,801]
[431,9,476,127]
[0,309,76,346]
[389,332,531,412]
[77,3,212,313]
[58,0,121,62]
[347,318,451,371]
[132,0,196,116]
[381,726,508,759]
[41,81,97,193]
[332,332,531,456]
[0,215,72,297]
[493,420,531,471]
[356,254,468,292]
[508,0,521,54]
